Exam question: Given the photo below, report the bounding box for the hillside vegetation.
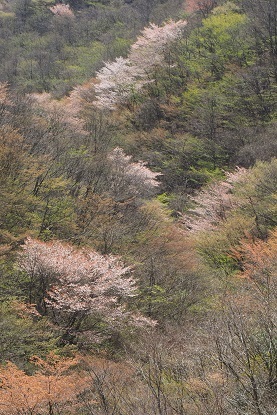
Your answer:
[0,0,276,414]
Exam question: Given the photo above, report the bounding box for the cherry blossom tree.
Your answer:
[107,147,161,201]
[94,57,142,110]
[30,92,86,137]
[67,81,97,116]
[18,238,154,329]
[129,20,187,71]
[49,3,74,18]
[182,167,248,232]
[94,20,187,109]
[42,20,187,113]
[49,3,75,45]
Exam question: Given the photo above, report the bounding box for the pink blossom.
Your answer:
[18,238,138,321]
[95,57,143,109]
[182,167,248,232]
[130,20,187,70]
[49,4,74,18]
[30,92,87,136]
[94,20,187,109]
[108,147,161,199]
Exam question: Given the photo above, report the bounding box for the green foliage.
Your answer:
[189,5,253,79]
[234,159,277,233]
[195,159,277,274]
[116,0,276,199]
[0,2,276,409]
[0,301,62,370]
[138,284,167,316]
[0,0,182,93]
[156,192,171,204]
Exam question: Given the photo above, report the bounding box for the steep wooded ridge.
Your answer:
[0,0,276,414]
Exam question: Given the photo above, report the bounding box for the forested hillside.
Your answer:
[0,0,276,414]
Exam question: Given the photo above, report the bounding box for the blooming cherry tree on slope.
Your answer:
[182,167,248,232]
[94,20,187,109]
[95,57,141,110]
[31,92,87,136]
[130,20,187,70]
[18,238,154,327]
[108,147,161,200]
[49,3,74,18]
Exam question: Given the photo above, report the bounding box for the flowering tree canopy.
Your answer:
[49,3,74,18]
[18,238,136,321]
[31,92,86,136]
[94,57,141,110]
[108,147,161,201]
[94,20,187,109]
[18,238,156,329]
[182,167,248,232]
[130,20,187,70]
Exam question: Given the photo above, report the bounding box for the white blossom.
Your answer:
[49,4,74,18]
[94,20,187,109]
[182,167,248,232]
[95,57,144,109]
[18,238,136,318]
[130,20,187,70]
[30,92,86,135]
[108,147,161,200]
